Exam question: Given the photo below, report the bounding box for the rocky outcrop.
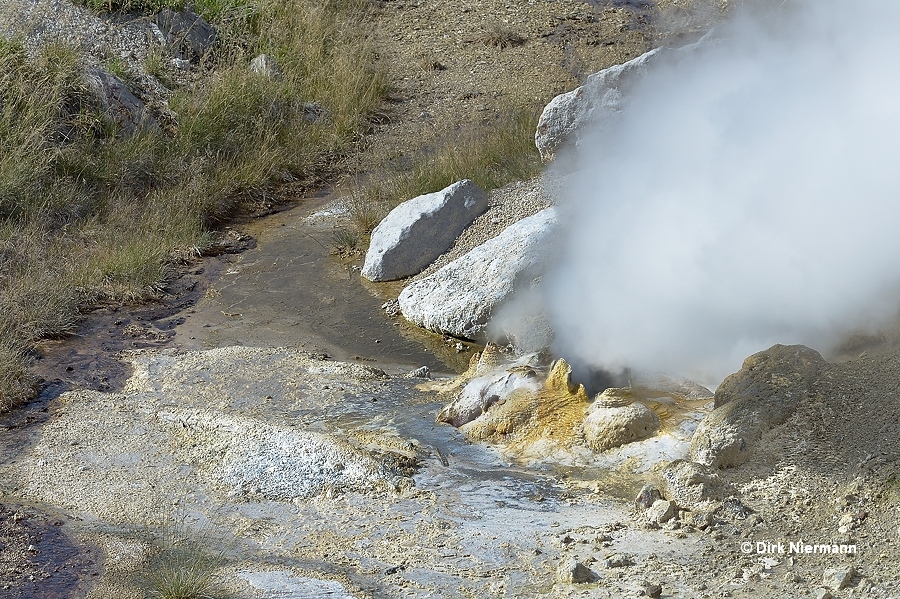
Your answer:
[582,388,660,452]
[83,67,155,135]
[436,352,542,427]
[690,344,826,469]
[362,180,488,282]
[155,8,217,62]
[398,207,557,340]
[659,459,730,508]
[535,48,662,161]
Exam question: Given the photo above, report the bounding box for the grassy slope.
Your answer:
[0,0,386,410]
[0,0,543,409]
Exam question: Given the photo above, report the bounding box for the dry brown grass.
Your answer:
[0,0,385,410]
[474,24,526,49]
[343,103,542,238]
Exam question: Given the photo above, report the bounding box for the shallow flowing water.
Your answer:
[2,196,705,598]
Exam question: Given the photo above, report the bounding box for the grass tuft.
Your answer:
[135,511,229,599]
[329,226,362,255]
[474,24,526,49]
[346,104,542,231]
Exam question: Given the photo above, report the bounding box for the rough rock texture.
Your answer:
[436,353,542,427]
[582,401,660,452]
[155,8,216,62]
[83,67,155,135]
[555,558,596,584]
[398,207,557,340]
[645,499,676,524]
[362,179,488,282]
[634,485,662,510]
[459,358,589,450]
[822,566,855,591]
[250,53,281,79]
[659,459,729,508]
[690,344,826,469]
[534,47,662,161]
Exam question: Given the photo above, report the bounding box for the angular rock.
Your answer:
[155,8,217,62]
[690,344,826,468]
[604,553,633,568]
[398,207,557,340]
[822,566,855,591]
[646,499,676,524]
[535,48,662,161]
[250,53,281,79]
[660,459,729,508]
[583,400,660,452]
[362,180,488,282]
[634,485,662,510]
[83,68,154,135]
[642,583,663,598]
[555,558,596,584]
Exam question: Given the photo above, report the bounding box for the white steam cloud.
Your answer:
[545,0,900,384]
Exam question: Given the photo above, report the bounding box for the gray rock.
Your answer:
[535,48,662,161]
[555,558,596,584]
[634,485,662,510]
[250,53,281,79]
[660,460,729,508]
[583,401,660,452]
[362,180,488,282]
[822,566,855,590]
[646,499,676,524]
[398,208,557,340]
[604,553,633,568]
[404,366,430,379]
[813,589,834,599]
[690,344,826,468]
[642,583,663,598]
[83,68,154,135]
[155,8,217,62]
[381,299,401,317]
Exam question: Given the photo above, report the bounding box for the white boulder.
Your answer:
[535,47,662,161]
[398,207,557,340]
[362,179,488,282]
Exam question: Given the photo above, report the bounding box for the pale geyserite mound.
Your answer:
[362,179,488,282]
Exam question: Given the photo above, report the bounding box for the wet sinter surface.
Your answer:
[1,198,703,598]
[171,199,475,375]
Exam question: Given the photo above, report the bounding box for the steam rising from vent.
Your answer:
[544,0,900,384]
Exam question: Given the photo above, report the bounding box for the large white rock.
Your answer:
[535,48,662,162]
[361,180,488,282]
[398,207,557,340]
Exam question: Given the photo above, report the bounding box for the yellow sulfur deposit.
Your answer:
[461,358,589,450]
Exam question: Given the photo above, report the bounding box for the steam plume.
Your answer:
[545,0,900,384]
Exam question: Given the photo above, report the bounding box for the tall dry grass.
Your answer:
[344,104,543,235]
[0,0,385,410]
